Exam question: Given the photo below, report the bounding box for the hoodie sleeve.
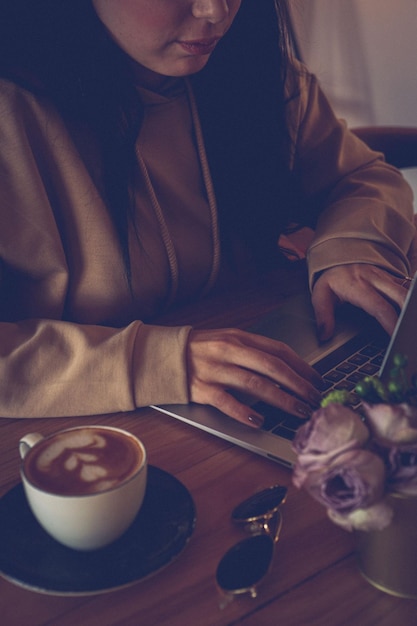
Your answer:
[287,67,415,289]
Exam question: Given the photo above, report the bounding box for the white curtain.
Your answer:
[289,0,417,206]
[289,0,417,126]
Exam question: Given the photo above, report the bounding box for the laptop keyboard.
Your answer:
[253,333,387,442]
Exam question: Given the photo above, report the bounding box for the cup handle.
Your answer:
[19,432,44,459]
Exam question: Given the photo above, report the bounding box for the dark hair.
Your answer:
[0,0,144,281]
[0,0,305,278]
[192,0,304,270]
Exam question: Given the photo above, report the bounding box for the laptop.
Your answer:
[153,271,417,468]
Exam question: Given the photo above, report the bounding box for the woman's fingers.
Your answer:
[312,264,409,339]
[186,327,322,427]
[188,383,267,429]
[186,265,413,428]
[190,382,315,429]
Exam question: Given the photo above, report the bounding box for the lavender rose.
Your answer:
[292,403,369,488]
[362,402,417,445]
[301,448,389,530]
[328,500,394,532]
[387,444,417,496]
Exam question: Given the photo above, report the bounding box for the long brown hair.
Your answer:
[192,0,304,270]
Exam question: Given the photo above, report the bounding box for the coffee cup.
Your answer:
[19,425,147,551]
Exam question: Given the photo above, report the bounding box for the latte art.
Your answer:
[24,427,143,495]
[36,432,118,492]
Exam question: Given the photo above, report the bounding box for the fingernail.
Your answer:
[248,414,264,428]
[296,404,311,418]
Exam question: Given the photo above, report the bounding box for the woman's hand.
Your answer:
[186,327,323,429]
[311,264,410,341]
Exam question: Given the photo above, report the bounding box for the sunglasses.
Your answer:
[215,484,288,605]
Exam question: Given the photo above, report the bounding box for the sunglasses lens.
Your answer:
[231,485,287,523]
[216,534,274,594]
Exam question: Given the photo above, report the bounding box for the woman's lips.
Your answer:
[177,38,220,56]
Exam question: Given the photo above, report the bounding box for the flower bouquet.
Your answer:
[292,355,417,532]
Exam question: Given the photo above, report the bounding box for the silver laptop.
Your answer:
[153,271,417,468]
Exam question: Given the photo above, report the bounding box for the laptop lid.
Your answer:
[153,272,417,468]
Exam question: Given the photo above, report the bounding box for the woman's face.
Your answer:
[92,0,242,78]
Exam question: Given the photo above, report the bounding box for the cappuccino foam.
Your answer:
[24,427,143,495]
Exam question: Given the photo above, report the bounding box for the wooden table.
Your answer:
[1,265,416,626]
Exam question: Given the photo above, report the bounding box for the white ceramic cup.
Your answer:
[19,425,147,551]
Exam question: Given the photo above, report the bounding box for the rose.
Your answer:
[292,403,369,488]
[328,500,394,532]
[302,449,386,513]
[293,403,369,458]
[387,444,417,496]
[300,448,390,531]
[362,402,417,445]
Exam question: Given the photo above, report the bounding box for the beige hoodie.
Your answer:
[0,70,414,417]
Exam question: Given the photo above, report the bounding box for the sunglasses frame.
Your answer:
[216,485,287,602]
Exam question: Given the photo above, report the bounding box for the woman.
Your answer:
[0,0,414,424]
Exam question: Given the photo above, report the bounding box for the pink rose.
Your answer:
[292,403,370,488]
[362,402,417,445]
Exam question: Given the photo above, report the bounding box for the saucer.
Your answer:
[0,466,196,596]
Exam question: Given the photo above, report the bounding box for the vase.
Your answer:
[355,493,417,599]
